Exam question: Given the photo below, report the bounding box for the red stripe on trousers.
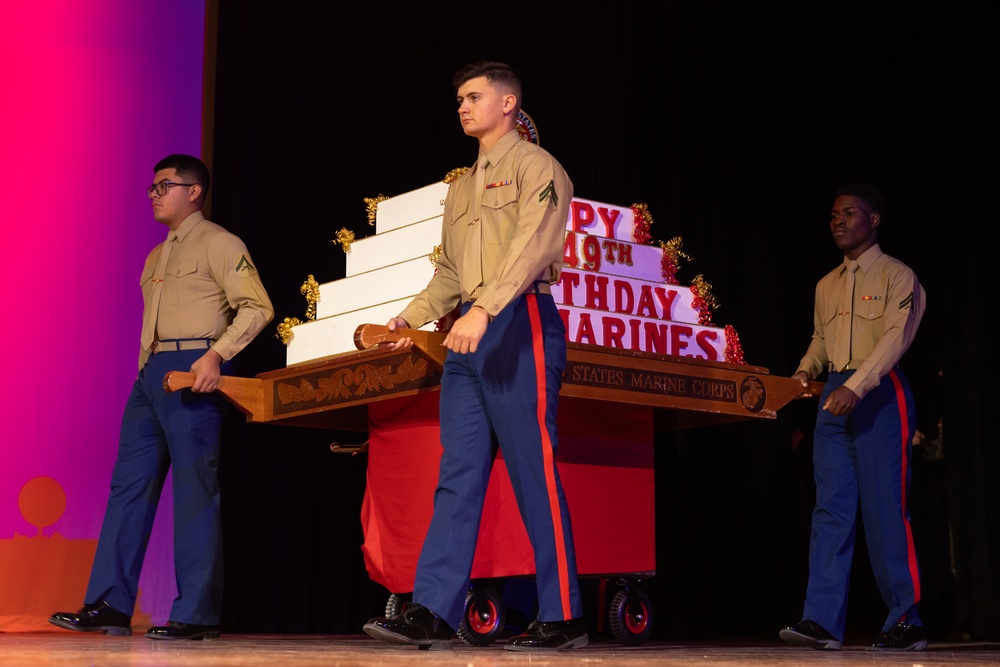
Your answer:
[526,294,572,619]
[888,368,921,604]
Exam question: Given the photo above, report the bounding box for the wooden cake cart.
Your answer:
[165,324,821,645]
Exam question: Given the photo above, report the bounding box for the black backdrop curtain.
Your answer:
[207,0,998,640]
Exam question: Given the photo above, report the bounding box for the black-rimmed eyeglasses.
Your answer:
[147,181,196,198]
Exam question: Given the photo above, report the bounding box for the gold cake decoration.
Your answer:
[363,194,389,227]
[275,317,303,345]
[332,227,356,253]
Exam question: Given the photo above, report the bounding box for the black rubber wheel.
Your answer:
[609,588,653,646]
[457,586,505,646]
[384,592,411,619]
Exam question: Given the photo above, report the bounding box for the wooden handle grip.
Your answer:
[162,371,266,420]
[354,323,448,367]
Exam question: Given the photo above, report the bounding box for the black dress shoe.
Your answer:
[504,618,589,651]
[49,601,131,636]
[867,620,927,651]
[363,603,454,650]
[779,619,842,650]
[145,621,221,640]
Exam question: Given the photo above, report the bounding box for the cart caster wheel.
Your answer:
[457,586,505,646]
[384,592,411,619]
[609,588,653,645]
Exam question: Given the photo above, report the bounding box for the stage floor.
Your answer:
[1,633,998,666]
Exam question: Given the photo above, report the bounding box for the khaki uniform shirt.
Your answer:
[138,211,273,369]
[796,243,925,399]
[400,129,573,326]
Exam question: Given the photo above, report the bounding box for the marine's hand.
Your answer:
[383,317,413,351]
[442,306,489,354]
[792,371,810,388]
[190,349,224,392]
[822,385,859,416]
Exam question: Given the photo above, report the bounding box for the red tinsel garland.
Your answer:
[661,253,679,285]
[689,285,713,326]
[630,203,654,245]
[724,325,746,365]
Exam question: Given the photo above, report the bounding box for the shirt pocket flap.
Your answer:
[856,295,887,321]
[169,259,199,279]
[482,184,516,211]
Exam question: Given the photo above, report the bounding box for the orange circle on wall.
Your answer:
[19,476,67,530]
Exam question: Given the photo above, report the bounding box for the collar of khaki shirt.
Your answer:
[848,243,883,275]
[171,210,206,242]
[480,128,524,168]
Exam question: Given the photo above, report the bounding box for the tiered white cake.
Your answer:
[285,183,732,366]
[285,182,449,366]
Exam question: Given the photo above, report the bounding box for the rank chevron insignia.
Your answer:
[898,291,913,310]
[235,254,255,274]
[539,180,558,206]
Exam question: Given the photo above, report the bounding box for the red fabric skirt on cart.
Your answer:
[362,391,655,593]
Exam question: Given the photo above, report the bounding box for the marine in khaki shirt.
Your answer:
[138,210,272,371]
[781,186,928,652]
[366,61,586,651]
[50,154,273,641]
[796,242,925,401]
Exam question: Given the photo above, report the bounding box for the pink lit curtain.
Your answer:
[0,0,206,632]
